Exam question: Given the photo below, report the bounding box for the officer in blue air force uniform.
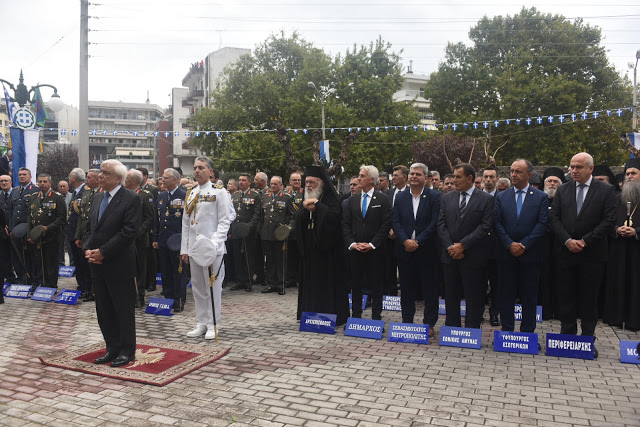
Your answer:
[153,168,187,312]
[9,167,39,283]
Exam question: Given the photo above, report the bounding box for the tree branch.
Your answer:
[624,134,640,157]
[311,131,322,165]
[327,132,357,176]
[276,123,300,173]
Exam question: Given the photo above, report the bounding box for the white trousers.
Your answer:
[190,255,224,329]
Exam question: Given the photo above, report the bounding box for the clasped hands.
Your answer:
[85,249,104,264]
[616,225,636,238]
[352,242,373,252]
[566,239,586,253]
[447,242,465,260]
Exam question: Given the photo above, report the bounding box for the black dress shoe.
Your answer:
[146,285,156,292]
[286,282,298,288]
[261,286,277,293]
[593,346,599,359]
[230,283,246,291]
[490,315,501,326]
[111,355,135,367]
[173,303,185,313]
[278,289,285,295]
[245,285,252,292]
[95,352,118,364]
[83,293,96,302]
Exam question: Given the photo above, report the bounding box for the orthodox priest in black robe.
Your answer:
[603,158,640,331]
[295,165,349,326]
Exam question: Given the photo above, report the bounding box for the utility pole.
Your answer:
[633,50,640,131]
[79,0,89,171]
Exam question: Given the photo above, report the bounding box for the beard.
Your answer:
[621,179,640,206]
[544,187,557,198]
[304,182,323,200]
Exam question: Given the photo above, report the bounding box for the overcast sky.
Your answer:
[1,0,638,111]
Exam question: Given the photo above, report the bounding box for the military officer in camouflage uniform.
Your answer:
[285,172,304,288]
[27,173,66,288]
[229,173,262,291]
[125,169,154,308]
[261,176,295,294]
[75,168,102,301]
[8,167,39,283]
[153,168,187,312]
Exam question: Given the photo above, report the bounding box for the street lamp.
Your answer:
[633,49,640,131]
[0,70,64,112]
[308,81,336,140]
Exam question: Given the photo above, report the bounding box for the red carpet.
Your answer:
[39,338,230,386]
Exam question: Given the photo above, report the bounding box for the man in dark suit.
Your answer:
[9,167,39,283]
[383,165,408,296]
[343,165,392,320]
[437,163,494,329]
[549,152,616,357]
[392,163,441,335]
[84,160,141,368]
[494,159,548,333]
[0,151,11,176]
[0,175,14,284]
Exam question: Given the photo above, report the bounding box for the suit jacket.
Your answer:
[392,186,441,257]
[437,188,494,266]
[154,187,187,247]
[342,190,391,250]
[549,178,616,262]
[494,186,549,262]
[83,186,141,280]
[0,155,10,176]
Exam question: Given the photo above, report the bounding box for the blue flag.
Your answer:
[3,83,15,124]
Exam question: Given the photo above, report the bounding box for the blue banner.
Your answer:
[54,290,82,305]
[387,322,429,344]
[382,295,401,311]
[3,282,9,295]
[619,341,640,364]
[300,312,336,334]
[145,297,174,316]
[348,293,368,310]
[514,305,543,323]
[156,273,163,286]
[438,299,466,316]
[31,287,57,302]
[439,326,482,349]
[493,331,539,354]
[58,266,76,277]
[344,318,384,340]
[5,284,32,299]
[545,333,595,360]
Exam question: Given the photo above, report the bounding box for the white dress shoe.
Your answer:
[205,328,218,340]
[186,325,207,337]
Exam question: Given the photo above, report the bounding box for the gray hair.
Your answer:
[101,159,127,182]
[255,172,268,183]
[164,168,180,180]
[271,175,283,185]
[498,177,511,188]
[409,162,429,176]
[37,173,52,182]
[195,155,214,170]
[431,170,440,179]
[69,167,86,182]
[128,169,144,186]
[88,168,100,175]
[360,165,380,184]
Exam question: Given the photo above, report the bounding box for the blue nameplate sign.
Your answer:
[145,297,174,316]
[348,293,368,310]
[58,266,76,277]
[494,330,538,354]
[156,273,162,286]
[344,317,384,340]
[546,333,594,360]
[388,322,429,344]
[31,287,57,302]
[300,312,336,334]
[54,290,82,305]
[439,326,482,349]
[382,295,401,311]
[5,284,32,299]
[438,299,466,316]
[619,341,640,364]
[3,282,10,295]
[514,305,543,323]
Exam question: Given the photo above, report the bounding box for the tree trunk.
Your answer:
[276,123,301,173]
[327,132,356,177]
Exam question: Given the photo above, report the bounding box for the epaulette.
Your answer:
[281,191,292,198]
[84,185,90,191]
[54,191,62,196]
[214,184,224,189]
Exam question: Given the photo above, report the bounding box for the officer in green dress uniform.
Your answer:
[285,172,304,288]
[75,169,102,301]
[27,173,66,288]
[138,167,159,292]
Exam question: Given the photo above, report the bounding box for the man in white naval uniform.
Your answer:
[181,156,232,340]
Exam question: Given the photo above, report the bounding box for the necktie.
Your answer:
[3,192,7,202]
[362,193,368,218]
[98,192,110,221]
[576,184,586,215]
[516,190,523,217]
[459,192,467,214]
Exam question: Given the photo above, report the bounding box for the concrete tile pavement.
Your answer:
[0,277,639,426]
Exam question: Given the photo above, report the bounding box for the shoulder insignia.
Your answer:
[84,185,90,190]
[214,184,224,189]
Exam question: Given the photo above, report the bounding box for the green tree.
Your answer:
[38,144,78,186]
[425,7,632,166]
[188,32,418,177]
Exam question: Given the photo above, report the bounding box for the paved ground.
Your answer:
[0,277,639,427]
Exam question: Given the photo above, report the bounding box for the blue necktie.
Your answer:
[516,190,523,218]
[576,184,585,215]
[362,193,368,218]
[98,192,110,221]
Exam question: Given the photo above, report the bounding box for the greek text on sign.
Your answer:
[54,290,82,305]
[382,295,401,311]
[31,287,57,302]
[59,266,76,277]
[145,297,174,316]
[388,322,429,344]
[344,318,384,340]
[438,299,466,316]
[545,333,594,360]
[439,326,482,349]
[299,312,336,334]
[493,330,539,354]
[6,284,32,299]
[619,341,640,364]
